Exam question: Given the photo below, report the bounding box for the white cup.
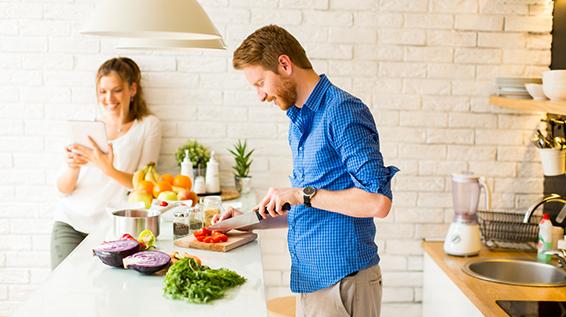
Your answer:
[538,148,566,176]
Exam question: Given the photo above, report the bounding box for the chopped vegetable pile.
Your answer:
[163,257,246,304]
[193,227,228,243]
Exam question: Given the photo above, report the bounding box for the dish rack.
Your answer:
[477,210,541,251]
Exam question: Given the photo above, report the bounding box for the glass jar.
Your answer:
[173,211,190,240]
[202,195,222,227]
[187,205,203,232]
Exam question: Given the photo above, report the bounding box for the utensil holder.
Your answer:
[538,148,566,176]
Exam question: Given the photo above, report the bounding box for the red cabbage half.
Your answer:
[123,250,171,274]
[92,239,140,268]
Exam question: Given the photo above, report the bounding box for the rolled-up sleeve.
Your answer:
[328,99,399,200]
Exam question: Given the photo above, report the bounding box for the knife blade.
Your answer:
[208,203,291,232]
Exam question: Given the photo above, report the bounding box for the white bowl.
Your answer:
[543,71,566,101]
[543,70,566,81]
[524,83,547,100]
[543,83,566,101]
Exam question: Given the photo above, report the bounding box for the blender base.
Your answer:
[443,222,482,256]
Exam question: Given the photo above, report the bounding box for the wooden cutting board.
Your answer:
[174,231,258,252]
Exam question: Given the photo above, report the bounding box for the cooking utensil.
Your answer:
[112,202,181,238]
[208,203,291,232]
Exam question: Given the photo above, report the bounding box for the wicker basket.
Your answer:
[477,210,541,251]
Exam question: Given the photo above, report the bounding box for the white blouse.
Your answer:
[54,115,162,233]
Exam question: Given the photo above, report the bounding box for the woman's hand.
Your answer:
[255,187,302,218]
[71,137,115,176]
[64,145,88,169]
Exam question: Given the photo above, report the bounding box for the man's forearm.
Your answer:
[310,187,392,218]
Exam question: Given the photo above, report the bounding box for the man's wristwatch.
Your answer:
[303,186,317,208]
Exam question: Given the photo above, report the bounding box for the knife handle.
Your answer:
[255,202,292,219]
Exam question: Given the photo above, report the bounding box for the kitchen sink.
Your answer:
[462,258,566,287]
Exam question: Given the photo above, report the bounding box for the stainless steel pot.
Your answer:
[111,202,186,238]
[112,209,161,238]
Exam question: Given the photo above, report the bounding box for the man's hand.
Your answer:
[256,187,303,218]
[211,207,243,225]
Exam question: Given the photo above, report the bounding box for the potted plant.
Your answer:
[228,139,254,194]
[175,139,210,177]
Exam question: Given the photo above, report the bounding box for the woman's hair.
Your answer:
[96,57,150,121]
[233,24,312,72]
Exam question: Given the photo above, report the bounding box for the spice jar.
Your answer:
[187,205,203,232]
[173,211,190,240]
[202,196,222,227]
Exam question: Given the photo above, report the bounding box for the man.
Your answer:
[219,25,399,317]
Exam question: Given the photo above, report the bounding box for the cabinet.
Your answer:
[423,253,483,317]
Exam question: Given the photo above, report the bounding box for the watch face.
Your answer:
[304,186,316,196]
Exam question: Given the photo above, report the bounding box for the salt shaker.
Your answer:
[193,176,206,195]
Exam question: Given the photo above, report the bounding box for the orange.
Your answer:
[186,191,199,207]
[173,175,192,191]
[159,173,175,185]
[137,180,154,195]
[153,181,172,198]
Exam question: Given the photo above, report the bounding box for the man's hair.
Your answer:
[233,25,312,72]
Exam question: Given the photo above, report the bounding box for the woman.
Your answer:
[51,57,161,269]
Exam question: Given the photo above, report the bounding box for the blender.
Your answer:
[444,174,491,256]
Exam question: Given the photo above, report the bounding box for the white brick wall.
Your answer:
[0,0,554,316]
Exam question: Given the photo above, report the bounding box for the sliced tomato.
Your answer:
[196,236,205,242]
[201,227,211,235]
[219,235,228,242]
[203,237,214,243]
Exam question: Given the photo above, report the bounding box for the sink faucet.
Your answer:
[523,193,566,223]
[544,249,566,269]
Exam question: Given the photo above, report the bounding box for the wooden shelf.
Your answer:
[490,96,566,115]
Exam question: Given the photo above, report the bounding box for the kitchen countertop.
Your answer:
[12,193,268,317]
[422,241,566,317]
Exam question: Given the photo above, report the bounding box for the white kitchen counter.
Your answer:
[11,193,268,317]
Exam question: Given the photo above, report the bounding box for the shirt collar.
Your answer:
[286,74,330,121]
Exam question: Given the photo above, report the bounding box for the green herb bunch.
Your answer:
[175,139,210,169]
[163,258,246,304]
[228,139,254,178]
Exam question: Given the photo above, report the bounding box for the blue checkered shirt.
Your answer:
[286,74,399,293]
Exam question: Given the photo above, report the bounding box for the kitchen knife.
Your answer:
[208,203,291,232]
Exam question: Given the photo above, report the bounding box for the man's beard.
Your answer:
[273,77,297,111]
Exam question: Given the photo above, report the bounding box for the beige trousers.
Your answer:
[296,265,382,317]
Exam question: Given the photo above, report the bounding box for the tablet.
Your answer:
[67,120,109,153]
